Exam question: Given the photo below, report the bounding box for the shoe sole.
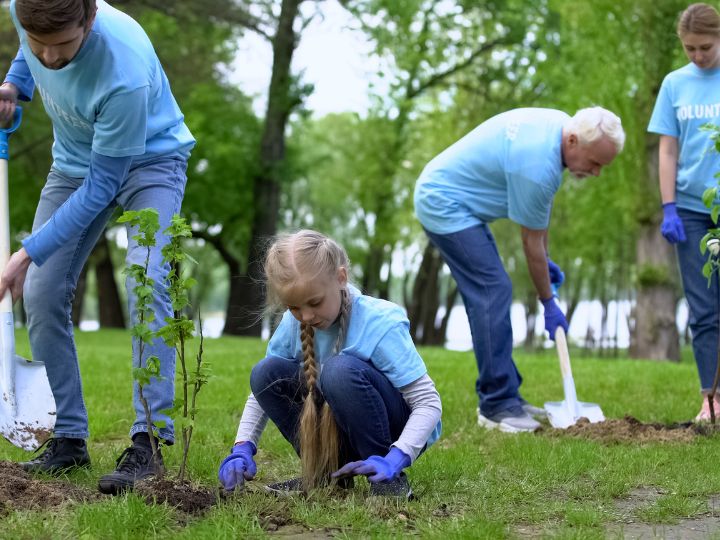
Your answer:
[477,413,539,433]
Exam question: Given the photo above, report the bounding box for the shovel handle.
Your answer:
[0,107,21,314]
[555,327,574,380]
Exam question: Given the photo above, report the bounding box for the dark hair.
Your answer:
[15,0,96,34]
[677,3,720,38]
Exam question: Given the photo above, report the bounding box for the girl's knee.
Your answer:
[250,356,297,394]
[319,355,364,396]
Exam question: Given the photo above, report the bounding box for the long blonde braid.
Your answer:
[299,322,340,490]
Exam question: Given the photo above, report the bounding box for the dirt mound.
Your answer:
[134,477,217,514]
[0,461,99,513]
[544,415,720,444]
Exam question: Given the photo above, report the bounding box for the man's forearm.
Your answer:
[522,228,552,299]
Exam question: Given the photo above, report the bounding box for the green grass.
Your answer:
[2,329,719,539]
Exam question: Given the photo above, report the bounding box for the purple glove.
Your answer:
[218,441,257,491]
[541,296,569,341]
[660,202,686,244]
[547,258,565,289]
[332,447,411,483]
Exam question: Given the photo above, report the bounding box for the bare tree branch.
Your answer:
[112,0,274,41]
[408,37,512,100]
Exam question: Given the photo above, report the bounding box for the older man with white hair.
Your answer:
[414,107,625,433]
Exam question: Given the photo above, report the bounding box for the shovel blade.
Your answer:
[0,354,55,451]
[544,400,605,429]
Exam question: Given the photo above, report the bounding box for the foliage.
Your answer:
[119,209,209,482]
[181,82,262,263]
[155,215,210,482]
[699,124,720,282]
[117,208,165,474]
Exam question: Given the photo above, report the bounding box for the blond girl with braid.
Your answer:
[218,230,442,498]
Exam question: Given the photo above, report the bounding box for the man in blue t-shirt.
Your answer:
[414,107,624,433]
[0,0,195,494]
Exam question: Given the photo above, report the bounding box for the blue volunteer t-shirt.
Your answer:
[414,108,568,234]
[266,285,441,448]
[7,0,195,177]
[6,0,195,265]
[647,63,720,215]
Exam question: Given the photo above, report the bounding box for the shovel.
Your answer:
[544,327,604,429]
[0,107,56,451]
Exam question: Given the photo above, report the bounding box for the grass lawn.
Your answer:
[1,329,720,539]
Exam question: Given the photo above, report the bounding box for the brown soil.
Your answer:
[134,477,218,515]
[542,415,720,444]
[0,460,99,514]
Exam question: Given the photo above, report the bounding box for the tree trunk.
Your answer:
[71,265,88,327]
[630,137,680,361]
[94,233,126,328]
[433,284,458,346]
[407,243,443,342]
[223,0,302,336]
[565,271,584,325]
[362,245,386,298]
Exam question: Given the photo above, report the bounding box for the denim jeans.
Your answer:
[22,157,188,442]
[425,224,523,417]
[250,354,411,461]
[676,208,720,392]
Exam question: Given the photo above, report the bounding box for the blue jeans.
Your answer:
[23,157,188,442]
[250,354,411,461]
[425,225,523,416]
[676,208,720,392]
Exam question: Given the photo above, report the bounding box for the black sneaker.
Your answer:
[98,439,163,495]
[21,437,90,474]
[369,473,414,499]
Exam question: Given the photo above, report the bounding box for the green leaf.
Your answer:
[702,187,717,209]
[700,233,712,254]
[703,260,713,279]
[132,367,151,386]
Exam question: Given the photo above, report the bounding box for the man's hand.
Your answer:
[660,202,686,244]
[541,296,569,341]
[0,83,18,127]
[332,447,411,483]
[547,258,565,290]
[0,248,32,304]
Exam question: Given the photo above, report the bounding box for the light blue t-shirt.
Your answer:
[647,63,720,215]
[6,0,195,177]
[266,286,441,448]
[414,108,568,234]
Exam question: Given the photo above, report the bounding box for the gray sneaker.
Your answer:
[521,402,547,419]
[265,477,303,495]
[477,407,541,433]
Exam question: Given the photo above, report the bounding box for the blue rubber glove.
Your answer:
[547,258,565,290]
[218,441,257,491]
[660,202,686,244]
[331,447,411,483]
[541,296,569,341]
